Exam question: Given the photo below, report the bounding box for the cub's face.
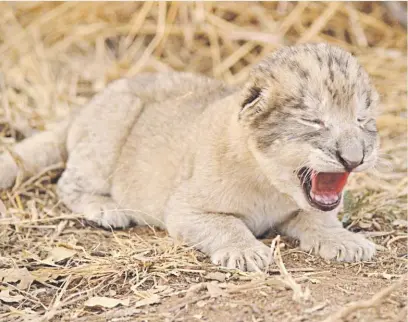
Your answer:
[240,44,379,213]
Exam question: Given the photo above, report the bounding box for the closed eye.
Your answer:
[360,118,377,133]
[299,118,325,128]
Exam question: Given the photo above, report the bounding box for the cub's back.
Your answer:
[111,72,236,225]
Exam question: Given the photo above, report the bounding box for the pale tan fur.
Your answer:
[0,44,378,272]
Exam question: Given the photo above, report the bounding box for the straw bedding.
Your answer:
[0,2,406,321]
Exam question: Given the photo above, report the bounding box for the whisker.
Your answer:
[373,159,394,172]
[294,160,309,177]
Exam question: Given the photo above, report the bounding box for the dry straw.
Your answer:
[0,2,406,321]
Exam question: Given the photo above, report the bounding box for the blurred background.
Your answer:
[0,2,406,124]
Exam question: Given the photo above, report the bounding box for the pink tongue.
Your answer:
[311,172,349,195]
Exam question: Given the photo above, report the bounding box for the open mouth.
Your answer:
[297,167,349,211]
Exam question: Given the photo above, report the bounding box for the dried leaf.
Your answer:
[204,272,226,282]
[134,294,161,308]
[392,219,408,228]
[0,290,24,303]
[207,283,225,298]
[358,221,372,229]
[84,296,130,308]
[43,246,77,264]
[0,268,34,289]
[196,300,208,308]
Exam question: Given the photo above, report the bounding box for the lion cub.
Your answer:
[0,43,378,271]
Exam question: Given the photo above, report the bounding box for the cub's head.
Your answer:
[239,43,379,213]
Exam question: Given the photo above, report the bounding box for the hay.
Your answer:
[0,2,406,321]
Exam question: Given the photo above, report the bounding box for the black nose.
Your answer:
[336,151,363,172]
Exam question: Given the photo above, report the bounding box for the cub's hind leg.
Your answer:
[57,150,135,229]
[57,79,143,229]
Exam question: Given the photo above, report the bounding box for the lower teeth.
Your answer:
[310,192,339,205]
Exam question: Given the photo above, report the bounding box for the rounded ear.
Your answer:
[239,83,264,118]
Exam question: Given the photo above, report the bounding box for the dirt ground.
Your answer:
[2,221,407,322]
[0,2,407,322]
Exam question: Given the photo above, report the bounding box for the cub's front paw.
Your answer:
[300,228,376,262]
[210,242,272,272]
